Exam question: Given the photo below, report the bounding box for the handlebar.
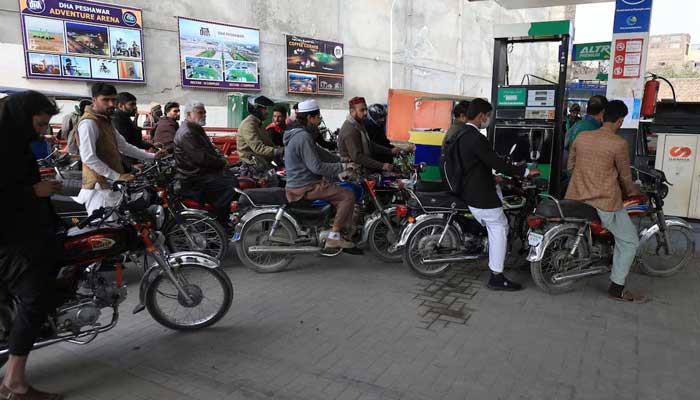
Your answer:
[77,207,108,228]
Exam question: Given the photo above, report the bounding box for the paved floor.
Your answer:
[9,240,700,400]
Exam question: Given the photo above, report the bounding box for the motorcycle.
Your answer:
[231,171,408,272]
[526,166,696,294]
[141,155,230,261]
[0,180,234,366]
[395,174,546,278]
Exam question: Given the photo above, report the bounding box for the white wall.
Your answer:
[0,0,565,130]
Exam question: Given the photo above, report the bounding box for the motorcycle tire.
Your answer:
[402,219,461,278]
[367,210,402,263]
[163,214,228,262]
[234,213,297,273]
[146,265,233,331]
[636,224,695,277]
[530,228,588,294]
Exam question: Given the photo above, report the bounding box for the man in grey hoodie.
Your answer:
[284,100,355,250]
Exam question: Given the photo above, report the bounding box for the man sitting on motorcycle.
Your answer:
[338,97,411,172]
[364,103,393,164]
[174,102,238,230]
[445,98,540,291]
[284,100,356,250]
[566,100,645,303]
[237,96,283,177]
[0,91,64,399]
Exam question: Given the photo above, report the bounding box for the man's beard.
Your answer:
[195,118,207,126]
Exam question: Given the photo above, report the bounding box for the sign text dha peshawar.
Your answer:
[49,1,121,24]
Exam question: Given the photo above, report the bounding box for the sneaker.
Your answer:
[325,238,354,249]
[487,273,523,292]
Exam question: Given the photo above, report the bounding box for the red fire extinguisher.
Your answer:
[641,78,660,118]
[641,74,676,118]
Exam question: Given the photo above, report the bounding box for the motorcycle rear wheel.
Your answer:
[368,210,402,263]
[146,265,233,331]
[403,220,461,278]
[234,214,297,273]
[163,214,228,261]
[530,228,588,294]
[637,224,695,277]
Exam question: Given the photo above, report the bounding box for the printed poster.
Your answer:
[286,35,344,96]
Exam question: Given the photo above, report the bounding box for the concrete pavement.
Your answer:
[11,247,700,400]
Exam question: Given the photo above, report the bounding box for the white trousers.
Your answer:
[77,184,121,221]
[468,206,508,274]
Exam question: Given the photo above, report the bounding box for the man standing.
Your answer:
[338,97,404,172]
[284,100,355,250]
[563,95,607,168]
[153,101,181,151]
[265,104,287,147]
[60,99,91,156]
[444,99,540,291]
[76,83,163,217]
[112,92,153,151]
[565,103,582,131]
[566,100,645,303]
[237,95,282,176]
[174,102,238,229]
[444,100,470,144]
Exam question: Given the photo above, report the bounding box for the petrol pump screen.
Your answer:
[493,126,555,167]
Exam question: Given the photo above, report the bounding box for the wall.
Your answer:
[658,78,700,102]
[647,33,691,69]
[0,0,565,129]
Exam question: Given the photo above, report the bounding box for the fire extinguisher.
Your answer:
[641,74,676,118]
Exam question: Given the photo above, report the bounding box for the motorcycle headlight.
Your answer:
[148,205,165,230]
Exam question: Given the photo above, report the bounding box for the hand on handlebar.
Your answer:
[527,168,542,178]
[33,180,63,197]
[154,149,168,159]
[118,173,136,182]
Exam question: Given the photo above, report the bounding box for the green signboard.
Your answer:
[572,42,611,61]
[497,87,527,106]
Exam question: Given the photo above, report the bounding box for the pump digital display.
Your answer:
[527,89,556,107]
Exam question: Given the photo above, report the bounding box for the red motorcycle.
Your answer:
[0,181,234,366]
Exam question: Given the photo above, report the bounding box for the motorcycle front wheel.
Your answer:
[367,210,403,263]
[637,224,695,277]
[530,228,589,294]
[146,265,233,331]
[163,214,228,261]
[234,214,297,273]
[403,220,461,278]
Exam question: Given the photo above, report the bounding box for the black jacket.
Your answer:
[451,124,526,209]
[112,110,153,150]
[365,119,392,148]
[1,131,61,246]
[174,121,226,177]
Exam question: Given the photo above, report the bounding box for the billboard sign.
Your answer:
[286,35,344,96]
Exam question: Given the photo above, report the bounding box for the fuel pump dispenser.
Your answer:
[488,21,572,197]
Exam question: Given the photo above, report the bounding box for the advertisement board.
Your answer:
[19,0,145,83]
[572,42,611,62]
[286,35,343,96]
[178,17,260,90]
[613,0,653,34]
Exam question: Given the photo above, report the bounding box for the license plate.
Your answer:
[232,232,241,242]
[528,232,544,247]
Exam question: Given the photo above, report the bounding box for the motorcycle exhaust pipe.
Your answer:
[551,266,609,283]
[247,246,320,254]
[420,254,484,264]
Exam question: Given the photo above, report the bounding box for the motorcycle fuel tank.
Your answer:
[62,226,134,264]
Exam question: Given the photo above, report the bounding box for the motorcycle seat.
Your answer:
[409,191,468,211]
[287,203,334,220]
[414,180,450,193]
[240,187,288,207]
[535,199,599,221]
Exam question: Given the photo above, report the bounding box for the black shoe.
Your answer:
[487,273,523,292]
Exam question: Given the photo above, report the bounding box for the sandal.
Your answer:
[609,290,650,304]
[0,385,63,400]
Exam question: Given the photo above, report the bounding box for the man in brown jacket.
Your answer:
[338,97,405,172]
[566,100,645,303]
[152,101,180,151]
